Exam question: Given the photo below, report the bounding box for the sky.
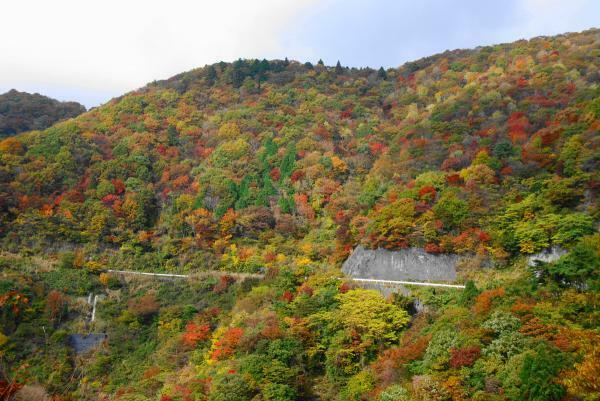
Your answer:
[1,0,598,108]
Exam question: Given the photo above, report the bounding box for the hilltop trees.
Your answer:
[0,89,85,136]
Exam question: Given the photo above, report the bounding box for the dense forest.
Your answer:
[0,28,598,401]
[0,90,85,137]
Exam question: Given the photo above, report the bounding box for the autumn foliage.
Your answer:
[472,288,505,314]
[182,323,211,347]
[211,327,244,360]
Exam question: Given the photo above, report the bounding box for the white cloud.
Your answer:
[515,0,599,37]
[0,0,316,106]
[0,0,596,107]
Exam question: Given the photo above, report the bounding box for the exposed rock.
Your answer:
[68,333,107,354]
[342,246,459,282]
[527,247,567,267]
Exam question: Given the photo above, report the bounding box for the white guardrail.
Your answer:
[348,277,465,289]
[106,269,188,278]
[105,270,464,289]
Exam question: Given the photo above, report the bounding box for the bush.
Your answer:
[262,383,296,401]
[208,374,253,401]
[380,385,410,401]
[342,370,375,401]
[482,311,521,335]
[483,332,526,362]
[128,293,160,318]
[41,268,98,295]
[58,252,75,269]
[460,281,479,306]
[449,346,481,368]
[519,344,566,401]
[422,329,460,371]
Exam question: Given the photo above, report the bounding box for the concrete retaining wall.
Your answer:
[342,246,459,282]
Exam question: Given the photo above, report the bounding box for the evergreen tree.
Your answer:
[278,195,294,214]
[260,136,277,170]
[230,59,247,88]
[205,65,217,85]
[257,172,276,207]
[377,66,388,80]
[167,125,179,146]
[279,142,296,180]
[235,175,252,209]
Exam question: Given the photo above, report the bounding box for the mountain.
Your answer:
[0,89,86,137]
[0,29,598,400]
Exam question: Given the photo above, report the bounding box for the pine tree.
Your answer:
[205,65,217,85]
[280,142,296,180]
[167,125,179,146]
[230,59,247,88]
[235,175,252,209]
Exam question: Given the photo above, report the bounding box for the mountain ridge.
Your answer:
[0,89,86,137]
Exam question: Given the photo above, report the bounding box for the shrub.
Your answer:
[482,311,521,335]
[422,329,460,371]
[380,385,410,401]
[449,346,481,368]
[182,323,210,347]
[208,374,253,401]
[483,332,526,361]
[472,288,505,315]
[128,293,159,318]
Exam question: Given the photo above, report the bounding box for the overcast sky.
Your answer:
[1,0,598,108]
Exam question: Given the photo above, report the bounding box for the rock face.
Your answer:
[68,333,107,354]
[527,247,567,266]
[342,246,459,282]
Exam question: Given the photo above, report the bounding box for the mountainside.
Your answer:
[0,89,86,137]
[0,29,598,401]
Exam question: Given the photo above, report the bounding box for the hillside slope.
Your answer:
[0,89,85,137]
[0,29,598,401]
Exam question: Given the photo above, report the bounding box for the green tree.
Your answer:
[205,64,217,85]
[545,235,599,287]
[333,289,410,345]
[519,344,566,401]
[262,383,296,401]
[209,374,253,401]
[377,67,388,80]
[279,142,296,180]
[433,192,469,230]
[368,198,415,247]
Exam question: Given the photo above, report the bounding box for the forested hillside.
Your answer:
[0,90,85,137]
[0,29,598,401]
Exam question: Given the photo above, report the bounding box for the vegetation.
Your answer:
[0,90,85,137]
[0,29,598,400]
